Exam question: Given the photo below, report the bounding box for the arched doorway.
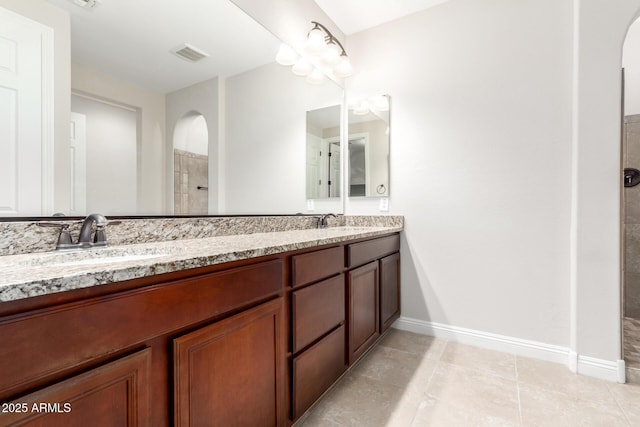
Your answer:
[173,112,209,215]
[621,15,640,375]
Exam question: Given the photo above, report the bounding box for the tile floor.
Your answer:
[298,329,640,427]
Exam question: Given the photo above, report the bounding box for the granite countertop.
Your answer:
[0,226,402,303]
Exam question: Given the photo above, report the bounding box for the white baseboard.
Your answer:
[394,316,625,383]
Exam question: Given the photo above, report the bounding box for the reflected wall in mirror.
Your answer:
[0,0,343,218]
[348,95,390,197]
[306,105,341,199]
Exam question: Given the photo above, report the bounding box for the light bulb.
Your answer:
[306,68,325,85]
[352,101,369,115]
[334,55,353,78]
[369,95,389,111]
[305,27,327,56]
[275,44,297,66]
[323,41,341,65]
[292,58,313,76]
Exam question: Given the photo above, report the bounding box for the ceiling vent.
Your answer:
[171,44,210,63]
[71,0,100,9]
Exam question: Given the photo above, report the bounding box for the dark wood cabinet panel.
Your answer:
[347,261,380,365]
[173,297,285,427]
[380,253,401,333]
[292,325,346,420]
[0,348,151,427]
[291,246,343,288]
[0,259,283,399]
[292,274,345,353]
[347,234,400,268]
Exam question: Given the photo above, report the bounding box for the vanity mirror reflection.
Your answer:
[0,0,343,218]
[348,95,390,197]
[306,105,342,199]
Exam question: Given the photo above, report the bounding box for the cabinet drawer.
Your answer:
[0,259,284,399]
[347,234,400,268]
[292,274,345,353]
[291,246,343,288]
[292,325,346,420]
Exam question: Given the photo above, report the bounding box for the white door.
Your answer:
[306,133,324,199]
[328,142,341,198]
[69,112,87,216]
[0,7,53,216]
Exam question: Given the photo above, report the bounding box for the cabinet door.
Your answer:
[0,348,151,426]
[292,325,346,420]
[347,261,380,365]
[174,297,285,427]
[380,252,401,333]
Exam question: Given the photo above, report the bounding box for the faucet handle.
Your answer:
[93,219,122,246]
[37,221,82,250]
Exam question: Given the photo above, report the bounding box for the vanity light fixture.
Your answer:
[350,95,390,116]
[275,21,353,84]
[71,0,101,9]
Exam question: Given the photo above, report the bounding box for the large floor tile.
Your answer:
[516,356,617,404]
[378,329,447,360]
[350,344,438,393]
[300,374,422,427]
[519,383,630,427]
[439,341,517,380]
[411,396,518,427]
[425,362,520,425]
[608,380,640,426]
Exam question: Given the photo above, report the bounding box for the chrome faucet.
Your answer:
[38,213,120,250]
[317,213,337,229]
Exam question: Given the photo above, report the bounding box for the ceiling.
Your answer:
[44,0,452,93]
[46,0,280,93]
[314,0,452,35]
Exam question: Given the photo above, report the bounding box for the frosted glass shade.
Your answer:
[305,27,327,55]
[292,58,313,76]
[306,68,325,85]
[323,41,341,66]
[334,56,353,78]
[275,44,297,66]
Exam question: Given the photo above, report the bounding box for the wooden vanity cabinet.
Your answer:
[0,348,151,426]
[0,231,400,426]
[380,252,401,333]
[0,258,286,427]
[289,248,346,421]
[346,234,401,365]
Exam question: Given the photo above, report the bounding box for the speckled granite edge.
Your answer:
[0,215,403,256]
[0,226,403,302]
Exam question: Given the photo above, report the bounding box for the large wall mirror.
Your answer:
[0,0,343,218]
[348,95,390,197]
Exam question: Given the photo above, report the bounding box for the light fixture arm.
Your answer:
[310,21,348,56]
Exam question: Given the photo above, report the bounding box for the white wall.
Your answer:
[166,77,220,214]
[623,18,640,115]
[347,0,574,347]
[72,62,166,214]
[0,0,70,213]
[71,95,137,214]
[223,62,343,214]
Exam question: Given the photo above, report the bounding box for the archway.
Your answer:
[172,112,209,215]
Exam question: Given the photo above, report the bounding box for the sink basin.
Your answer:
[54,253,167,267]
[0,246,177,270]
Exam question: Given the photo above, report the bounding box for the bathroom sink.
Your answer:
[0,247,177,270]
[52,253,167,267]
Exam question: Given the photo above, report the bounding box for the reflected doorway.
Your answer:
[70,94,138,215]
[173,113,209,215]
